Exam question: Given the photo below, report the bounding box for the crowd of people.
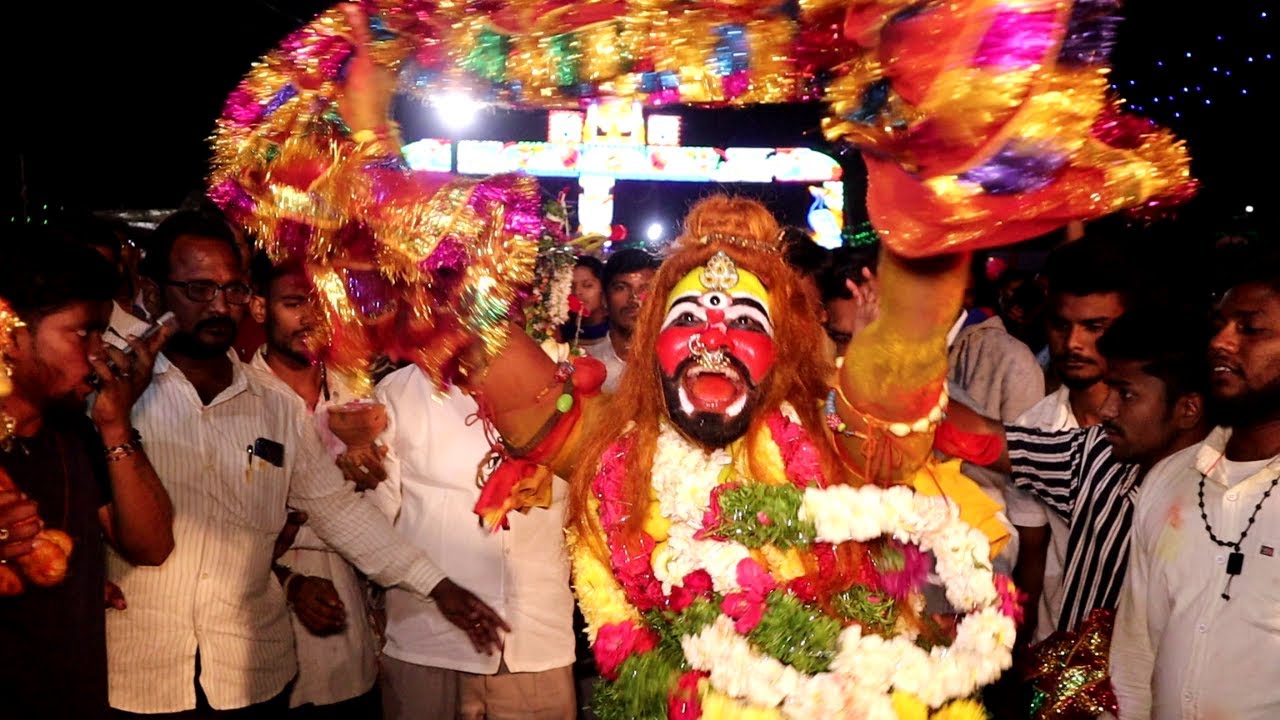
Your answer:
[2,196,1279,720]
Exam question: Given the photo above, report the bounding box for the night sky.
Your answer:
[6,0,1276,239]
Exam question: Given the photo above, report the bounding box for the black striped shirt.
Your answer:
[1007,425,1141,634]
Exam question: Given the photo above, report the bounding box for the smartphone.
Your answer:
[116,312,177,359]
[91,312,178,386]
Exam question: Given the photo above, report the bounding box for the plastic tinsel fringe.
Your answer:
[211,2,548,388]
[211,0,1196,383]
[821,0,1195,256]
[0,297,18,398]
[1022,609,1119,720]
[0,296,20,447]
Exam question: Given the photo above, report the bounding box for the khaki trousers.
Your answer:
[380,655,576,720]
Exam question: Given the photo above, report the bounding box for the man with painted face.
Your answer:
[462,195,1011,717]
[656,251,777,448]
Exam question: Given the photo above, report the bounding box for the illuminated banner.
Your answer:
[446,140,841,184]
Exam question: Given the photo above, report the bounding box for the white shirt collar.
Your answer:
[154,348,262,401]
[945,311,968,348]
[1194,426,1280,487]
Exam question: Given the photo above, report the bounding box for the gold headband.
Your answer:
[688,231,783,255]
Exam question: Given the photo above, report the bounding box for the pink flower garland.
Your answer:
[765,412,828,489]
[720,558,778,633]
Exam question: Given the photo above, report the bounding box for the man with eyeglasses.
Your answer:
[105,211,507,718]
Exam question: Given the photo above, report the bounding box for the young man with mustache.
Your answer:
[1007,235,1132,647]
[246,257,383,718]
[1111,261,1280,720]
[585,248,659,394]
[952,312,1209,639]
[1,231,175,719]
[106,211,507,718]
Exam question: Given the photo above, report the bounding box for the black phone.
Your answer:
[252,438,285,468]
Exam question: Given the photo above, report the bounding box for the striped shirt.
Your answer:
[106,351,446,714]
[1006,425,1141,634]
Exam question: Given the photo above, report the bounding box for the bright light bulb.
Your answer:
[436,94,482,130]
[1246,205,1255,213]
[646,223,664,242]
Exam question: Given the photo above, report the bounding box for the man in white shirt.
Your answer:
[586,248,659,394]
[1009,236,1128,646]
[372,366,577,720]
[1112,267,1280,720]
[247,257,383,718]
[107,211,507,718]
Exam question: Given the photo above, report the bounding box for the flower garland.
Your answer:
[573,409,1017,719]
[524,198,580,345]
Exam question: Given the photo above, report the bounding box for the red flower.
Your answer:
[736,558,777,597]
[765,412,828,488]
[788,577,819,604]
[721,559,777,634]
[593,621,658,680]
[669,570,714,612]
[695,483,739,540]
[669,670,706,720]
[721,591,767,634]
[995,574,1026,624]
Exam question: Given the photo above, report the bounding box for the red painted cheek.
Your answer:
[657,327,697,376]
[730,331,776,383]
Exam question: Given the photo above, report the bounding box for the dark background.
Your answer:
[6,1,1276,242]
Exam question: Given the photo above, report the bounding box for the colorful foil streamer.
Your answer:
[211,0,1195,382]
[820,0,1194,255]
[1023,609,1120,720]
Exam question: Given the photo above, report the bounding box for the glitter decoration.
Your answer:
[0,296,24,445]
[820,0,1195,256]
[1023,609,1120,720]
[211,0,1194,384]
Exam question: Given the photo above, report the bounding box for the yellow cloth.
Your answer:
[911,458,1010,560]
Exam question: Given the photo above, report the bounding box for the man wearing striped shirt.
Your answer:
[952,312,1208,634]
[106,211,508,718]
[1007,235,1131,646]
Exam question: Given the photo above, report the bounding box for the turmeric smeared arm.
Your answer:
[836,249,969,483]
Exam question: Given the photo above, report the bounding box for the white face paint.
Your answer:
[659,291,775,336]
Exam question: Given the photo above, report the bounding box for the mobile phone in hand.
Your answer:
[91,312,178,387]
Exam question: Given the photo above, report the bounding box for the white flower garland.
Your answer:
[547,261,574,327]
[649,425,750,594]
[643,421,1015,715]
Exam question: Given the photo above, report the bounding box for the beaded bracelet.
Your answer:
[105,429,144,463]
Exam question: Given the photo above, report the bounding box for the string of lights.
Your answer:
[1112,8,1272,119]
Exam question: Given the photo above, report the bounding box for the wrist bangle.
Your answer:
[105,429,143,462]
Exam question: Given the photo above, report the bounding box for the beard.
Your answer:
[660,356,763,449]
[268,330,315,367]
[1209,376,1280,428]
[166,317,239,359]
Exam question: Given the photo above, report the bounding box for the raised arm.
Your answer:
[836,249,969,484]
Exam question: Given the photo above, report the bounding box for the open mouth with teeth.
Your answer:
[678,364,750,418]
